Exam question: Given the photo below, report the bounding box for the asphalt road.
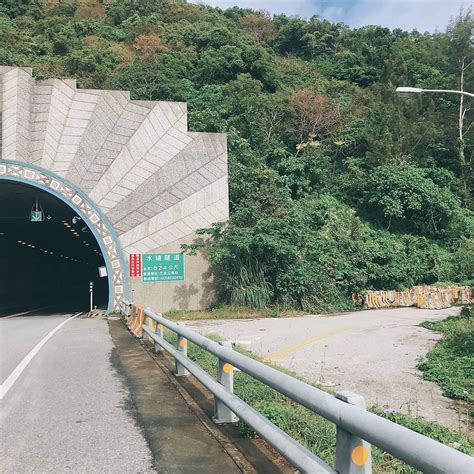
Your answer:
[0,310,154,473]
[187,306,465,431]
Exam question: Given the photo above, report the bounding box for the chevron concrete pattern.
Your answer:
[0,67,229,311]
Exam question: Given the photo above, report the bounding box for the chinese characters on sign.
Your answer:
[142,253,185,282]
[129,253,142,277]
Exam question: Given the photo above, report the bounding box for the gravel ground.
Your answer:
[186,306,468,432]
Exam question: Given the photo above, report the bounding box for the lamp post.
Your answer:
[396,86,474,98]
[396,86,473,195]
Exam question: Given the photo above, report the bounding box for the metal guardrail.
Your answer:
[121,300,474,474]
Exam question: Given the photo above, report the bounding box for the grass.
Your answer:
[162,329,472,472]
[164,305,306,321]
[418,305,474,419]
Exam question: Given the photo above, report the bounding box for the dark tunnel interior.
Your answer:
[0,181,109,314]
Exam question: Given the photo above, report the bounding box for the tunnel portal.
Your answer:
[0,181,108,312]
[1,66,229,313]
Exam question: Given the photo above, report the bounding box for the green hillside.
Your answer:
[2,0,473,311]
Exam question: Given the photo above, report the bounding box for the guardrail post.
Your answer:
[335,391,372,474]
[144,310,153,344]
[121,301,130,318]
[213,341,238,424]
[154,323,164,353]
[176,323,189,377]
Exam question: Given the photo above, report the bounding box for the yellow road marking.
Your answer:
[263,327,350,362]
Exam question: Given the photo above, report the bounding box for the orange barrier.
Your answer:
[362,285,473,310]
[127,304,145,337]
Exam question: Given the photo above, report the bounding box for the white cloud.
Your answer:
[322,0,470,33]
[191,0,472,32]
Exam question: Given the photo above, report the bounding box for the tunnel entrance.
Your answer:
[0,181,109,313]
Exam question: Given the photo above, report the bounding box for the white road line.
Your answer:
[0,312,82,400]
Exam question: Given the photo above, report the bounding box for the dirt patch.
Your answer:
[186,307,469,434]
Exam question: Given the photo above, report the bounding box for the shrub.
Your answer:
[362,165,465,236]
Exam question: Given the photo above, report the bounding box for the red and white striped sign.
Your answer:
[129,254,142,277]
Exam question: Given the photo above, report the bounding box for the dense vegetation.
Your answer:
[419,306,474,413]
[2,0,473,311]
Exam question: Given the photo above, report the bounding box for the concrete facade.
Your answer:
[0,66,229,311]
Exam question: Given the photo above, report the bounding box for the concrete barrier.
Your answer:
[361,285,473,310]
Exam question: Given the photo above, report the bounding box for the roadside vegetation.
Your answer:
[165,305,305,321]
[162,330,472,472]
[418,306,474,420]
[2,1,473,313]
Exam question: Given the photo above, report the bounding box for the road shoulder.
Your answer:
[108,319,243,473]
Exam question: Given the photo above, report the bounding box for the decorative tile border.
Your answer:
[0,161,126,311]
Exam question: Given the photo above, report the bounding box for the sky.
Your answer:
[190,0,472,33]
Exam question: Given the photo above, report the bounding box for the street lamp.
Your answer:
[396,86,474,98]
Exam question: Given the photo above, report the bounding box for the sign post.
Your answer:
[89,281,93,312]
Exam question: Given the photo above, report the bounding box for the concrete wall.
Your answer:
[0,67,229,311]
[129,234,215,311]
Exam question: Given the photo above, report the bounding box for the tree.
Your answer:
[75,1,107,20]
[132,33,168,57]
[289,89,340,155]
[362,165,465,236]
[1,0,41,18]
[239,12,276,43]
[447,7,474,197]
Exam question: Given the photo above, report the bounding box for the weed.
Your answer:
[228,261,273,309]
[418,307,474,402]
[163,305,305,321]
